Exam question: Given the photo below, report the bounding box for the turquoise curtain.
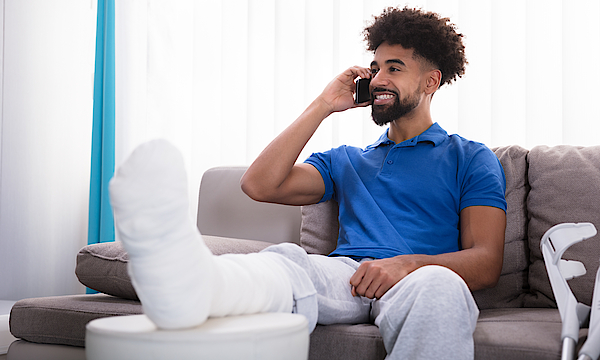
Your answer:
[88,0,115,250]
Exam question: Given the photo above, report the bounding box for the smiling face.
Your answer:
[369,43,431,126]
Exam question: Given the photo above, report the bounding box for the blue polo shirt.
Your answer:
[304,123,507,259]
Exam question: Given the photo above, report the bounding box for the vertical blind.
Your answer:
[115,0,600,219]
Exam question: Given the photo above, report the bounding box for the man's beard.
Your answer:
[371,88,421,126]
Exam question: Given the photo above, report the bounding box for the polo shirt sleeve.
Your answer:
[460,147,507,213]
[304,150,335,203]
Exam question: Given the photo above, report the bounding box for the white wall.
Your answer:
[0,0,96,300]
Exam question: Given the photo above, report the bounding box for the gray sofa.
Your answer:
[8,144,600,359]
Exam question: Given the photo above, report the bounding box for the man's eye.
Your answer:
[371,69,379,75]
[390,67,401,72]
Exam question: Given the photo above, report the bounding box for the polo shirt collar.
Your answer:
[373,122,448,148]
[371,131,394,147]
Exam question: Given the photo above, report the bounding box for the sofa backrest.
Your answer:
[523,145,600,308]
[300,145,600,310]
[197,167,302,245]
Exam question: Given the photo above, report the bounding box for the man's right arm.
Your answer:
[240,66,371,206]
[241,98,331,206]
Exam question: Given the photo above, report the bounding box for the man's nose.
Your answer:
[370,71,388,87]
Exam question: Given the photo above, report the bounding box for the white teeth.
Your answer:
[376,94,394,100]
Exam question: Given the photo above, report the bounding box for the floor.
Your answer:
[0,354,6,359]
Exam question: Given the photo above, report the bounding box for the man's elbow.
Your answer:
[240,172,281,203]
[481,272,501,289]
[476,264,502,290]
[240,174,268,202]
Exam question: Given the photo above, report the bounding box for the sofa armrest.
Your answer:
[197,167,301,245]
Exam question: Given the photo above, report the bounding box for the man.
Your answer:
[109,7,507,360]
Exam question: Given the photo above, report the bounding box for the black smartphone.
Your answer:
[355,78,371,104]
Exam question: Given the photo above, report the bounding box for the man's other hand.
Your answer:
[318,66,372,114]
[349,256,421,299]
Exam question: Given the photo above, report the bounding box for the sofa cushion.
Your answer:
[9,294,142,347]
[308,308,578,360]
[76,236,273,300]
[300,145,531,310]
[9,296,579,360]
[525,145,600,308]
[309,324,386,360]
[474,308,588,360]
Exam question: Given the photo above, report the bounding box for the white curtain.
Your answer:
[116,0,600,219]
[0,1,96,299]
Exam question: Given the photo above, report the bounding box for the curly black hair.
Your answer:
[364,6,467,87]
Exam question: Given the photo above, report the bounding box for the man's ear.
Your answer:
[424,69,442,94]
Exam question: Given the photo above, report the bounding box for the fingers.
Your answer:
[340,66,371,87]
[348,67,372,108]
[349,261,367,292]
[349,261,396,299]
[319,66,372,114]
[347,65,371,80]
[373,280,391,299]
[350,261,382,299]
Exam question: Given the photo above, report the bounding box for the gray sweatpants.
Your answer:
[262,243,479,360]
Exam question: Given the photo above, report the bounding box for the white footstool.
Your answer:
[0,300,17,354]
[86,312,309,360]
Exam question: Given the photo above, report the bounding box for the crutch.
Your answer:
[541,223,597,360]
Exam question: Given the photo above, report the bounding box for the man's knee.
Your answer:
[381,265,475,311]
[409,265,468,293]
[261,242,310,267]
[374,265,479,337]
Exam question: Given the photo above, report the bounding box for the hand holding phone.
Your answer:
[355,78,371,104]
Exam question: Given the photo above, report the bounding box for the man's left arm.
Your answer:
[350,205,506,299]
